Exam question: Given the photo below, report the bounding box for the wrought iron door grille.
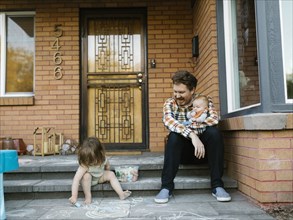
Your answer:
[83,10,146,149]
[88,18,141,73]
[95,86,135,143]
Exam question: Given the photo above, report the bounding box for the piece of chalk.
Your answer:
[74,202,81,207]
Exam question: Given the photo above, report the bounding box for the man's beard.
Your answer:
[176,98,187,106]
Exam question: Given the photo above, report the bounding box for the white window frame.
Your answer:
[0,11,35,97]
[279,0,293,104]
[223,0,260,113]
[223,0,240,112]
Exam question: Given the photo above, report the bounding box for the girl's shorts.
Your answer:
[91,175,104,186]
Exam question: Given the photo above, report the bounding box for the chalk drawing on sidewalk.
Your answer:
[45,209,75,219]
[6,208,36,218]
[144,211,238,220]
[83,201,130,219]
[6,207,77,219]
[130,196,144,207]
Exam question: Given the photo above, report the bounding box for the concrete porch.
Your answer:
[4,152,237,200]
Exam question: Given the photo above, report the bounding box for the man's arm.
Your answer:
[203,96,219,126]
[189,131,205,159]
[162,98,192,138]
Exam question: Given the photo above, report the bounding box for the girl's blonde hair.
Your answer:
[78,137,106,167]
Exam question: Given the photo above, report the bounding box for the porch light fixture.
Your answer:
[150,59,156,68]
[192,35,199,58]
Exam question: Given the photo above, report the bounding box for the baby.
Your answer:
[186,95,209,125]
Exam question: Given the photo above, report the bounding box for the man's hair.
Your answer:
[172,70,198,91]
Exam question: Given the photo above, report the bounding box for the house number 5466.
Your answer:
[51,24,63,80]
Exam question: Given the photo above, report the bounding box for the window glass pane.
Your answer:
[6,15,34,93]
[236,0,260,107]
[224,0,260,111]
[279,0,293,101]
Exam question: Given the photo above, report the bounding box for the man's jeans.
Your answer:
[161,126,224,193]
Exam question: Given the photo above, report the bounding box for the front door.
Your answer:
[80,8,148,150]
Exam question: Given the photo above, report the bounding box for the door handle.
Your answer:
[137,73,143,78]
[137,73,143,85]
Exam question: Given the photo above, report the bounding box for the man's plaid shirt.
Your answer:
[162,94,219,138]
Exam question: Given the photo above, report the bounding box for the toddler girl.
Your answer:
[69,137,131,205]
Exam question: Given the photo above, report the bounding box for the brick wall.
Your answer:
[0,0,193,152]
[147,2,193,151]
[192,0,220,109]
[220,113,293,203]
[0,2,81,145]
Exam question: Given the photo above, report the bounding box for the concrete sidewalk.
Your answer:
[4,190,275,220]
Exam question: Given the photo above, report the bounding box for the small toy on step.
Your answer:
[115,166,139,182]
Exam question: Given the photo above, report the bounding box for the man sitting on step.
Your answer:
[154,70,231,203]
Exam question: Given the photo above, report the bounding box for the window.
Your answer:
[279,0,293,103]
[217,0,292,118]
[223,0,260,112]
[0,12,35,97]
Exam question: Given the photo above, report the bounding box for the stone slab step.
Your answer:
[5,154,212,180]
[9,153,215,172]
[4,166,211,180]
[7,157,210,173]
[4,175,237,194]
[4,153,237,201]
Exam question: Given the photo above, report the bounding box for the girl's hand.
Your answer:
[189,132,205,159]
[105,161,110,170]
[69,195,77,205]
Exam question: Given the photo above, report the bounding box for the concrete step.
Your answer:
[4,175,237,200]
[3,153,237,199]
[4,175,237,193]
[4,153,211,180]
[4,161,210,179]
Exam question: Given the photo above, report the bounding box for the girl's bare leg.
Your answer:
[81,173,92,204]
[100,170,131,200]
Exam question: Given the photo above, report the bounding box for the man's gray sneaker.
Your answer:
[212,187,231,202]
[154,188,171,203]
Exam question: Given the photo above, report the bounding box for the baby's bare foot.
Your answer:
[120,190,132,200]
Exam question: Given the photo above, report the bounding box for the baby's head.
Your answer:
[78,137,105,167]
[192,95,209,111]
